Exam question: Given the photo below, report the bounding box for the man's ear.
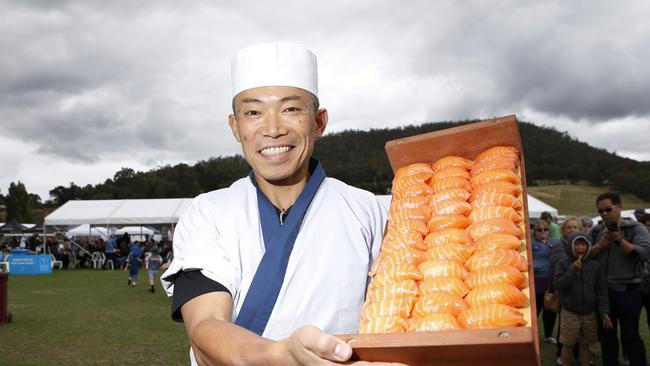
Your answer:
[228,114,241,142]
[313,108,328,139]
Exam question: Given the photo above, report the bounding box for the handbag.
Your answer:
[543,290,560,312]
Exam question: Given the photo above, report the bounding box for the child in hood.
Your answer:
[126,242,142,287]
[554,232,613,366]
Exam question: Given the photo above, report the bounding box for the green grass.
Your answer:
[0,269,189,366]
[527,185,650,216]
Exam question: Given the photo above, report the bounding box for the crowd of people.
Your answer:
[533,193,650,366]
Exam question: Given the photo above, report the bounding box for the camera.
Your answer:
[604,220,619,231]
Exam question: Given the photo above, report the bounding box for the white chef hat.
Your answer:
[231,42,318,98]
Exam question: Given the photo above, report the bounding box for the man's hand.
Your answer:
[602,315,613,330]
[570,255,583,272]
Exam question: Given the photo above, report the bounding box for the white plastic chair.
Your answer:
[90,252,105,269]
[50,254,63,269]
[0,254,10,272]
[101,252,114,270]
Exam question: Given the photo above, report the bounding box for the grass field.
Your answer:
[1,269,648,365]
[527,185,650,216]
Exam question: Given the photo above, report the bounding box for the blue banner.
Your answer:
[8,254,52,275]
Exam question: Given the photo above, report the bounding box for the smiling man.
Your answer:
[588,192,650,366]
[160,43,398,366]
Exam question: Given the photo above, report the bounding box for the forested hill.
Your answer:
[46,120,650,206]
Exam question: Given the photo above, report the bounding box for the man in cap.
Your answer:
[634,208,646,222]
[541,211,562,241]
[161,43,397,365]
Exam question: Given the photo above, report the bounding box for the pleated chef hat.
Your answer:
[231,42,318,98]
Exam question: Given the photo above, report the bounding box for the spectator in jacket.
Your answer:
[541,211,562,241]
[532,220,558,344]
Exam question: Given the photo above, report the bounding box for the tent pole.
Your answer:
[43,223,47,254]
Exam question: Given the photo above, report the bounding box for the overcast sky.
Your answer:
[1,0,649,201]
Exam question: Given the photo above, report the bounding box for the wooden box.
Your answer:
[339,115,540,366]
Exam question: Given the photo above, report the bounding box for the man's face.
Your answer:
[597,198,622,222]
[229,86,327,185]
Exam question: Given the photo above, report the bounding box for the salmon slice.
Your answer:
[457,304,527,329]
[467,218,523,240]
[427,214,472,232]
[474,233,522,251]
[358,316,408,334]
[430,177,471,193]
[392,172,433,197]
[370,247,426,275]
[470,181,523,198]
[471,158,517,175]
[470,192,523,210]
[412,293,469,318]
[394,163,435,181]
[430,188,471,205]
[465,265,528,289]
[419,277,470,298]
[393,182,434,200]
[465,248,528,272]
[426,243,474,264]
[431,156,473,173]
[419,259,469,280]
[431,167,470,182]
[372,263,423,287]
[390,196,431,211]
[465,283,528,308]
[470,169,521,188]
[469,206,522,224]
[382,230,427,253]
[360,297,415,321]
[474,146,519,164]
[430,198,472,216]
[386,219,429,236]
[408,313,462,332]
[366,280,419,302]
[389,204,433,223]
[424,228,472,247]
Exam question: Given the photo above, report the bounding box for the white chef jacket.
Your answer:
[161,175,386,341]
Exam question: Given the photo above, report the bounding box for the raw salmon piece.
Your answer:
[430,199,472,216]
[392,172,433,197]
[424,228,472,247]
[412,293,469,317]
[465,248,528,272]
[431,167,470,182]
[383,229,427,250]
[419,259,469,280]
[360,297,414,321]
[408,313,462,332]
[394,163,435,180]
[471,181,523,197]
[393,182,434,200]
[469,206,522,224]
[465,283,528,308]
[467,218,523,240]
[389,204,433,223]
[465,265,528,289]
[474,146,519,164]
[470,192,523,210]
[390,196,431,212]
[427,214,472,232]
[370,247,427,275]
[457,304,527,329]
[470,169,520,188]
[471,159,517,175]
[430,177,471,193]
[419,277,470,298]
[474,233,522,251]
[367,280,419,302]
[386,219,429,236]
[430,188,471,205]
[358,316,408,334]
[372,263,423,287]
[431,156,473,173]
[426,243,474,264]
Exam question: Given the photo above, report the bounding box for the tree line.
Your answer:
[2,120,649,222]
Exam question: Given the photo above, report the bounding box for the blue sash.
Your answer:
[235,160,326,336]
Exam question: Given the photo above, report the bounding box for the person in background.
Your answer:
[580,216,594,232]
[532,220,558,344]
[146,246,163,293]
[588,192,650,366]
[126,242,142,287]
[555,232,612,366]
[633,208,646,222]
[637,213,650,331]
[541,211,562,241]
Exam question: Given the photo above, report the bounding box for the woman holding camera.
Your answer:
[533,219,559,344]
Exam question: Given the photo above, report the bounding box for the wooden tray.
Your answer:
[340,115,540,366]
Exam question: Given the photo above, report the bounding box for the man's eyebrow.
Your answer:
[280,95,304,103]
[240,97,263,104]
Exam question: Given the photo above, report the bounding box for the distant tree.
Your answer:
[6,181,33,222]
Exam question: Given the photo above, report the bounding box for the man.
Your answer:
[588,192,650,366]
[541,211,561,241]
[161,43,395,366]
[634,208,646,222]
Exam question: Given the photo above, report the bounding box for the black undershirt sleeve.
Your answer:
[171,270,231,322]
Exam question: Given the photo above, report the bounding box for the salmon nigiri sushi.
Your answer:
[431,177,472,193]
[469,206,522,224]
[457,304,527,329]
[393,182,435,200]
[360,298,414,321]
[386,219,429,236]
[427,214,472,232]
[470,192,523,210]
[426,243,474,264]
[367,280,419,302]
[470,169,520,188]
[372,263,423,287]
[467,217,523,240]
[431,199,472,216]
[470,181,522,198]
[430,188,471,205]
[431,156,473,173]
[412,293,469,318]
[389,204,433,223]
[470,158,517,175]
[392,172,433,196]
[358,316,408,334]
[465,248,528,272]
[419,277,470,298]
[431,167,470,182]
[425,228,472,247]
[465,283,528,308]
[474,146,519,164]
[419,259,469,280]
[465,265,528,289]
[370,247,427,275]
[394,163,435,180]
[474,233,522,251]
[408,313,462,332]
[382,230,427,253]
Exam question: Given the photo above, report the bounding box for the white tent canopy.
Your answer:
[66,224,111,238]
[44,198,193,226]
